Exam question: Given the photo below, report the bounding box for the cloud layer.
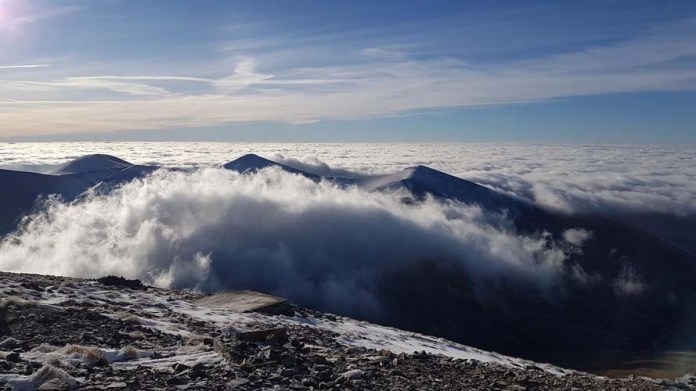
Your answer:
[0,167,570,317]
[1,142,693,217]
[1,150,693,354]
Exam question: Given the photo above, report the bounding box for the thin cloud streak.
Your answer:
[0,64,50,69]
[0,16,695,136]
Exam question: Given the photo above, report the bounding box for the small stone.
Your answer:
[341,369,365,380]
[104,382,128,389]
[226,378,250,388]
[172,363,190,372]
[5,352,21,363]
[0,337,21,350]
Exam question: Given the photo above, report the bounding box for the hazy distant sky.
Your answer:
[0,0,695,142]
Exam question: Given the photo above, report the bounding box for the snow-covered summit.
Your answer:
[0,155,150,236]
[49,154,133,175]
[222,153,274,172]
[357,164,527,211]
[223,153,320,179]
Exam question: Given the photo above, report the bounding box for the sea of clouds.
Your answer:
[0,143,696,318]
[0,142,693,318]
[1,142,694,216]
[0,166,575,318]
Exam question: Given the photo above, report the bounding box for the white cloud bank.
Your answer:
[0,167,570,316]
[0,143,693,217]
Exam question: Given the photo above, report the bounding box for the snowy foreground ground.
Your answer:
[0,272,691,390]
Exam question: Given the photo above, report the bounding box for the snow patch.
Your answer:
[49,154,132,175]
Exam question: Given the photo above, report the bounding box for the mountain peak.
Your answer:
[360,164,471,190]
[49,154,133,175]
[223,154,319,179]
[222,154,286,173]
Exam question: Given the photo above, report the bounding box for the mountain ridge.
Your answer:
[2,153,696,375]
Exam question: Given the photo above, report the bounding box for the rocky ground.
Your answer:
[0,271,694,390]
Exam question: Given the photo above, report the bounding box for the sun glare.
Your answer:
[0,0,24,36]
[0,1,10,28]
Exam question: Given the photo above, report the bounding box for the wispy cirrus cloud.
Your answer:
[1,77,172,96]
[0,64,50,69]
[0,16,695,136]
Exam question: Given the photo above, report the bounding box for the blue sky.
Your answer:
[0,0,695,142]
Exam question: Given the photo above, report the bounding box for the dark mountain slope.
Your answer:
[224,154,696,360]
[2,153,695,372]
[0,155,158,236]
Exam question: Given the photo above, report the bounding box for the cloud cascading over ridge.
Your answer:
[0,167,573,317]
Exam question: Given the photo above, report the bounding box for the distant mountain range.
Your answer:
[2,153,696,369]
[0,154,158,235]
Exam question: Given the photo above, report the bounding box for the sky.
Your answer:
[0,0,695,143]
